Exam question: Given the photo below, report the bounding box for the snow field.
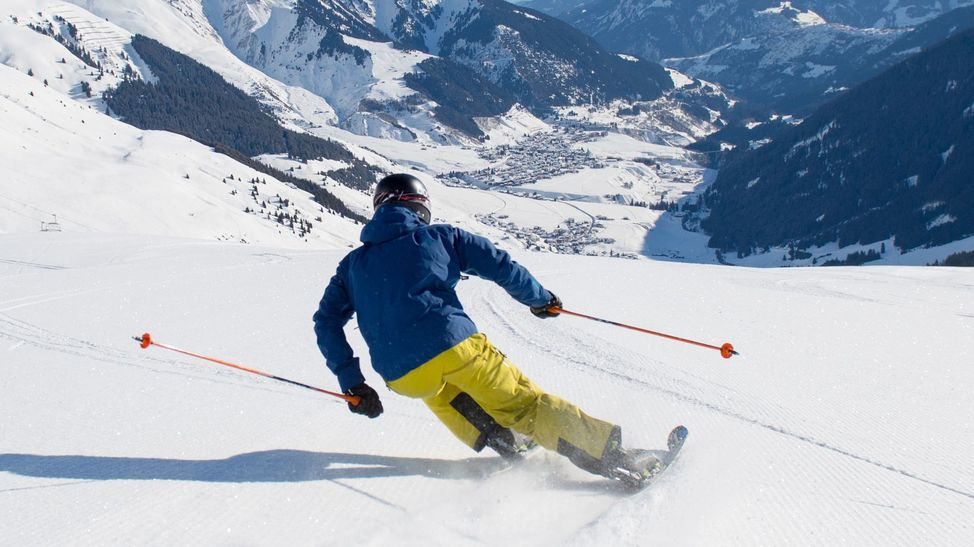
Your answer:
[1,233,972,545]
[0,63,361,247]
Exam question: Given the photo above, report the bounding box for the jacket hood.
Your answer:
[360,204,425,244]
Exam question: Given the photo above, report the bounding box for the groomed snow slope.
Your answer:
[1,233,972,546]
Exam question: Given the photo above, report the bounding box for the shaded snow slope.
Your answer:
[1,234,972,545]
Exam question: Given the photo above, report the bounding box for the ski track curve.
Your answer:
[0,312,338,405]
[476,290,974,504]
[0,258,66,271]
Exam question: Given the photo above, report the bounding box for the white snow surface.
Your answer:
[59,0,341,127]
[1,232,973,545]
[475,105,552,147]
[758,1,827,27]
[0,63,360,247]
[666,67,695,89]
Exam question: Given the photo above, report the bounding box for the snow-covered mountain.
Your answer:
[197,0,678,140]
[42,0,724,145]
[3,0,966,266]
[531,0,832,62]
[530,0,974,114]
[698,26,974,265]
[528,0,974,58]
[663,4,902,111]
[667,4,974,114]
[203,0,461,140]
[0,0,726,263]
[0,59,364,246]
[801,0,974,28]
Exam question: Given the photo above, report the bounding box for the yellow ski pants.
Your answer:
[387,333,619,471]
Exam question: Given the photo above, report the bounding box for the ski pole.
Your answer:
[132,332,361,405]
[549,308,739,359]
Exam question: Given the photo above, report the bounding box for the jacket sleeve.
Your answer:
[313,258,366,392]
[452,227,551,308]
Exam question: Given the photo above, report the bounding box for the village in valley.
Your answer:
[443,126,608,190]
[439,122,706,259]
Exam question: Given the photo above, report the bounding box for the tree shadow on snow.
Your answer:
[0,450,509,484]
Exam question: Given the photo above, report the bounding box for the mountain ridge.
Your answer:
[527,0,974,114]
[700,26,974,261]
[200,0,675,139]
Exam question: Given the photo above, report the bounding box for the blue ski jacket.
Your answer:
[314,204,551,392]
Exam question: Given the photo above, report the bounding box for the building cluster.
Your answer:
[477,214,633,258]
[444,128,607,188]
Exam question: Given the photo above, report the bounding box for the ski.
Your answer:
[664,425,689,464]
[611,425,689,491]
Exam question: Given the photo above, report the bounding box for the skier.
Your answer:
[313,173,657,482]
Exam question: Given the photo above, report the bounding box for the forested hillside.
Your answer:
[702,28,974,258]
[104,35,376,219]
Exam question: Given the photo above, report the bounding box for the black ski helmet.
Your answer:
[372,173,431,224]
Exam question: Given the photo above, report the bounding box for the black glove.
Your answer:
[530,291,562,319]
[346,383,383,419]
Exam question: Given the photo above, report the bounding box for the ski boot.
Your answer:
[603,448,662,488]
[484,426,536,461]
[603,425,688,488]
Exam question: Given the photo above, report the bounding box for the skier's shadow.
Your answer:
[0,450,506,484]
